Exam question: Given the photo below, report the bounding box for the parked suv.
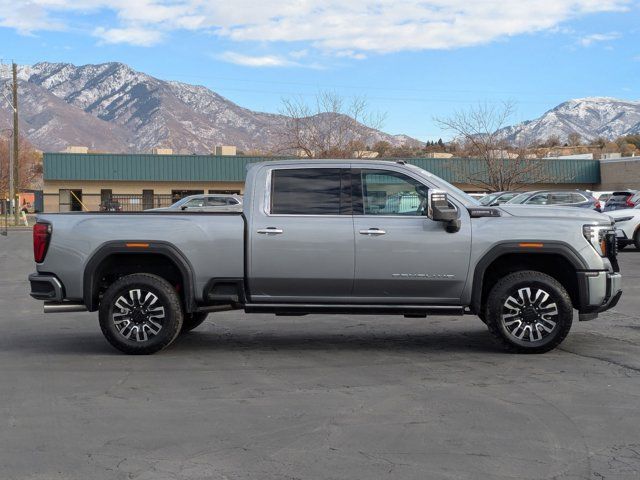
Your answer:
[603,191,640,212]
[149,194,243,212]
[507,190,599,210]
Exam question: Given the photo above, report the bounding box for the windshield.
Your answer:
[479,193,499,205]
[506,193,530,204]
[170,197,192,208]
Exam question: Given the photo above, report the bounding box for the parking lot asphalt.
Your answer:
[1,231,640,480]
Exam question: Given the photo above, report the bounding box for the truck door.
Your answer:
[248,167,355,302]
[351,168,471,304]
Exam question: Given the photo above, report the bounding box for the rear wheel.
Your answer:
[181,312,208,333]
[633,230,640,250]
[484,271,573,353]
[99,273,183,355]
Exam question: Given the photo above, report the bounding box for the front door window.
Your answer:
[358,169,428,216]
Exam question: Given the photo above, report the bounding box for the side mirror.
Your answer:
[427,190,460,233]
[180,205,188,211]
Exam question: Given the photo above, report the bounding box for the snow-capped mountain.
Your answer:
[497,97,640,145]
[0,61,420,153]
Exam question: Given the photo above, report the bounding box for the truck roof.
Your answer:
[247,159,409,170]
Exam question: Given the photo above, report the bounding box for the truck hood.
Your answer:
[498,205,611,224]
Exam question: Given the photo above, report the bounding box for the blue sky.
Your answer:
[1,1,639,141]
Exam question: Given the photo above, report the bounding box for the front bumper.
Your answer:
[577,270,622,319]
[28,273,64,301]
[615,228,630,243]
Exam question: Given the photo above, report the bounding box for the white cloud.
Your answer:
[578,32,620,46]
[0,0,631,55]
[289,49,309,59]
[218,52,298,67]
[94,26,163,46]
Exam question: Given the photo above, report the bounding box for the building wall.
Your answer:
[43,180,245,212]
[599,159,640,190]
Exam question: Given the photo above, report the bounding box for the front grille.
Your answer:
[606,231,620,272]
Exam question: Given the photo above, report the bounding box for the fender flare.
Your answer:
[83,240,197,312]
[470,241,588,314]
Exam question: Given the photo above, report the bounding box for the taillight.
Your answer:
[594,199,601,210]
[33,222,52,263]
[626,196,635,207]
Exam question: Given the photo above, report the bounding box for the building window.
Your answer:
[60,189,83,212]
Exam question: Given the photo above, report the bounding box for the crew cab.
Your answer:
[29,160,622,355]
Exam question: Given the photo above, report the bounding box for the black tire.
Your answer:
[617,243,627,250]
[181,312,208,333]
[484,271,573,354]
[99,273,183,355]
[634,230,640,250]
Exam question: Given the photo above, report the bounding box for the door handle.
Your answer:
[257,227,284,235]
[359,228,386,236]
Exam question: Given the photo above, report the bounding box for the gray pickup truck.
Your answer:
[29,160,622,355]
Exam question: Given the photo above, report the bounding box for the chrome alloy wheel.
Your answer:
[112,289,166,342]
[501,287,559,343]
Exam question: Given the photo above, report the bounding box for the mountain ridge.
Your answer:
[3,61,639,153]
[3,61,421,153]
[496,97,640,145]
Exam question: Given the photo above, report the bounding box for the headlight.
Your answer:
[614,216,633,223]
[583,224,610,256]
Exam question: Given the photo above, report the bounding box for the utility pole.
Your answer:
[11,62,19,224]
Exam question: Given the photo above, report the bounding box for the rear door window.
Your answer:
[270,168,350,215]
[548,193,573,205]
[206,197,227,206]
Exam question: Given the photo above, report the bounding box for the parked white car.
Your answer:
[609,206,640,249]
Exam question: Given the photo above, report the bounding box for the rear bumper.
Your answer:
[28,273,64,301]
[577,270,622,319]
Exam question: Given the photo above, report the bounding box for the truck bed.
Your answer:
[35,212,246,303]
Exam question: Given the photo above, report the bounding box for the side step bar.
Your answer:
[43,301,88,313]
[244,303,464,316]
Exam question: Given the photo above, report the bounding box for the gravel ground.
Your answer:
[1,231,639,480]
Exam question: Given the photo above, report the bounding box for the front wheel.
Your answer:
[99,273,184,355]
[484,271,573,353]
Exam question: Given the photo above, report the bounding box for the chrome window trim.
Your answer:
[262,164,461,218]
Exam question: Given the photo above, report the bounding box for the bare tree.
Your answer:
[435,102,551,191]
[277,91,386,158]
[567,132,582,146]
[0,134,42,197]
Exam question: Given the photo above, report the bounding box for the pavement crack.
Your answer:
[558,347,640,374]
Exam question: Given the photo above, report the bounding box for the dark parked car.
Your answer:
[100,200,122,212]
[602,191,640,212]
[506,190,599,210]
[479,191,520,206]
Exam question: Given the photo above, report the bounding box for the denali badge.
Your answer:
[392,273,455,279]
